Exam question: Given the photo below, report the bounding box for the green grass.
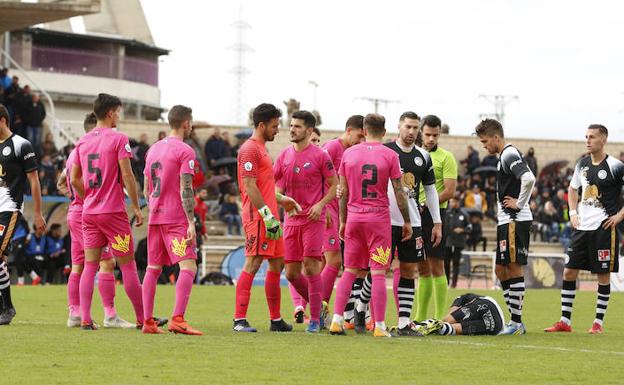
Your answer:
[3,285,624,385]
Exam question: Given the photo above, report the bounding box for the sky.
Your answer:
[140,0,624,140]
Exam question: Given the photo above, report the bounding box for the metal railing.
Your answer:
[0,46,80,148]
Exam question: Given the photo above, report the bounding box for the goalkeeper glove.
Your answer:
[258,205,283,240]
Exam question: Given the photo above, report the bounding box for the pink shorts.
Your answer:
[82,213,134,257]
[343,221,392,270]
[323,206,340,253]
[148,223,197,266]
[67,211,85,265]
[284,221,324,263]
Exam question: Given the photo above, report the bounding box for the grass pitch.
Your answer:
[3,285,624,385]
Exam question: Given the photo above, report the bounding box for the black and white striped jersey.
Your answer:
[0,134,38,212]
[570,154,624,231]
[497,144,533,224]
[385,141,435,227]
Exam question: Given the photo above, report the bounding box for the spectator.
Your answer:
[4,76,21,116]
[222,131,233,157]
[466,215,487,252]
[444,197,471,288]
[158,131,166,140]
[219,193,241,236]
[41,132,58,157]
[194,187,209,229]
[134,133,149,189]
[10,217,33,285]
[24,224,46,285]
[25,92,46,150]
[45,223,66,284]
[483,175,497,220]
[460,145,480,175]
[464,184,488,214]
[204,127,229,167]
[185,130,208,173]
[192,158,205,190]
[0,68,10,90]
[525,147,538,176]
[481,153,498,168]
[38,154,57,195]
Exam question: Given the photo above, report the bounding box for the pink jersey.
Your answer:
[274,144,335,226]
[65,150,82,213]
[73,127,132,214]
[322,138,346,212]
[338,142,401,223]
[144,136,195,225]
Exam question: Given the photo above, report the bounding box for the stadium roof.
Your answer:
[0,1,100,33]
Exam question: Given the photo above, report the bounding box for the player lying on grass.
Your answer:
[414,293,505,336]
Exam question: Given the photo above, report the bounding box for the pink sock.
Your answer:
[372,273,387,324]
[173,269,195,318]
[307,273,322,323]
[288,274,309,302]
[142,267,161,321]
[289,283,305,309]
[67,272,81,317]
[79,261,99,324]
[332,270,356,316]
[321,264,340,302]
[98,272,117,319]
[265,270,282,320]
[393,268,400,315]
[119,261,144,323]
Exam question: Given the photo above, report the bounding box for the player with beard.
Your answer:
[233,103,302,332]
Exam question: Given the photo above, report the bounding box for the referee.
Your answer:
[415,115,457,322]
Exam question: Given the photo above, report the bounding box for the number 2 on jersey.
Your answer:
[361,164,378,199]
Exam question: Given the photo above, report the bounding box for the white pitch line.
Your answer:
[429,338,624,356]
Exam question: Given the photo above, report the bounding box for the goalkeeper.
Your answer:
[233,103,302,333]
[416,293,505,336]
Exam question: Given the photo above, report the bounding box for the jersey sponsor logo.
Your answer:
[189,160,195,170]
[24,152,35,160]
[2,147,10,156]
[125,143,132,153]
[171,237,188,257]
[111,234,131,254]
[499,240,507,252]
[0,224,5,236]
[598,170,607,180]
[415,236,423,250]
[370,246,391,265]
[414,157,423,167]
[303,162,312,169]
[598,249,611,261]
[244,161,253,172]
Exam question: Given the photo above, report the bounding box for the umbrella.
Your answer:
[539,159,568,179]
[212,157,237,169]
[235,128,253,139]
[471,165,498,175]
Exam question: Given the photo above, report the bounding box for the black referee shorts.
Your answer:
[422,207,446,260]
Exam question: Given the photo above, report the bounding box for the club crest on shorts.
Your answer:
[598,249,611,261]
[415,236,423,249]
[371,246,391,265]
[171,237,188,257]
[329,237,336,245]
[0,224,5,236]
[499,240,507,252]
[261,242,269,251]
[111,234,131,254]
